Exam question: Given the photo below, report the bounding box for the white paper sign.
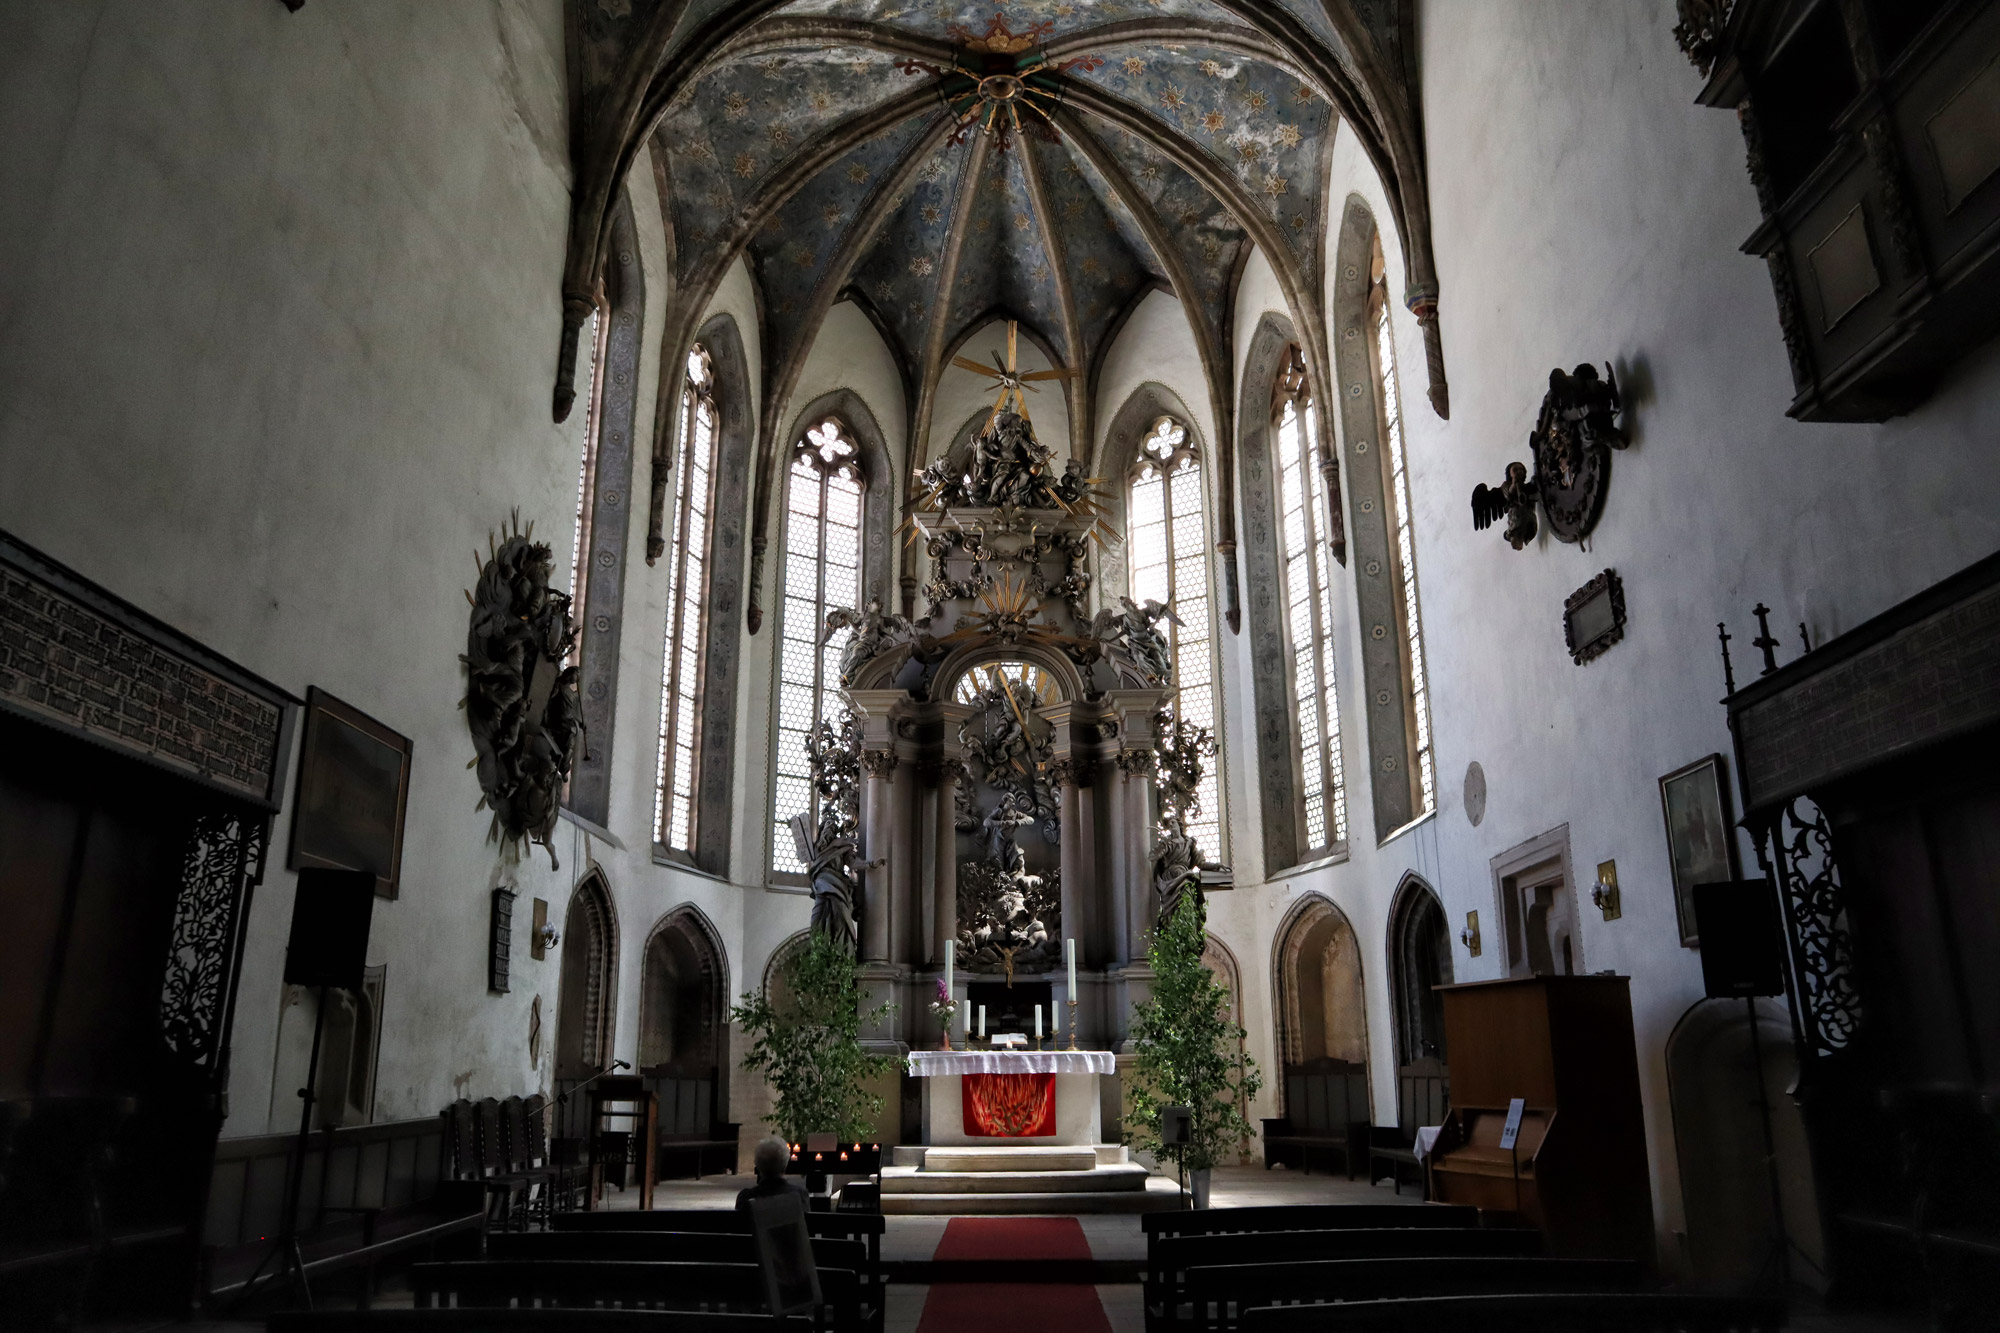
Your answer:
[1499,1097,1526,1150]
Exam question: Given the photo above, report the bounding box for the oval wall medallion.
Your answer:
[1464,761,1487,827]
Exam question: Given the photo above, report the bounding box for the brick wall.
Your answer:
[0,564,282,803]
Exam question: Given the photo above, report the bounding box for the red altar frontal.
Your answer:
[906,1050,1116,1147]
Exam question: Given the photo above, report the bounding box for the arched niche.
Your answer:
[929,643,1083,707]
[760,930,814,1016]
[638,904,729,1077]
[1666,997,1826,1289]
[553,869,619,1136]
[1096,382,1214,605]
[1272,894,1369,1072]
[779,388,896,611]
[677,311,753,876]
[1385,873,1452,1067]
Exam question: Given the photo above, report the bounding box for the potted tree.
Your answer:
[732,932,897,1142]
[1126,895,1262,1208]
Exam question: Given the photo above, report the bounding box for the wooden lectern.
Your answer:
[586,1076,657,1211]
[1426,975,1654,1267]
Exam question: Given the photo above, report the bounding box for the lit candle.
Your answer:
[1034,1005,1043,1038]
[978,1005,986,1038]
[1066,937,1077,1002]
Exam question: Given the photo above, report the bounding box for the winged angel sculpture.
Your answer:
[1472,363,1628,550]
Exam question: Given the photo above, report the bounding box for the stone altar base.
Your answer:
[880,1144,1183,1214]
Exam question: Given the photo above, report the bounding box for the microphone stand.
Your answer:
[233,984,330,1312]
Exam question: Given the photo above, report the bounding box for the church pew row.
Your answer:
[1142,1204,1478,1244]
[1147,1228,1540,1333]
[483,1233,877,1330]
[1237,1293,1788,1333]
[1182,1257,1643,1333]
[270,1313,814,1333]
[408,1260,861,1333]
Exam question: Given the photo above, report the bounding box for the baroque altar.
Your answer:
[787,398,1220,1063]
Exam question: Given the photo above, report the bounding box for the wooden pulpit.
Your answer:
[586,1075,657,1211]
[1427,975,1654,1267]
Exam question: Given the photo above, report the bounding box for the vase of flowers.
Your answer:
[928,977,959,1050]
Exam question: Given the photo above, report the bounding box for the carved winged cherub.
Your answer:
[822,599,912,685]
[1118,596,1180,685]
[1470,460,1538,551]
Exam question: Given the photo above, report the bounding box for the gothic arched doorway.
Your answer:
[638,905,729,1174]
[1271,896,1371,1162]
[1385,875,1452,1140]
[553,869,617,1137]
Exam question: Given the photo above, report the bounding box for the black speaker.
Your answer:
[1694,878,1785,998]
[284,867,376,992]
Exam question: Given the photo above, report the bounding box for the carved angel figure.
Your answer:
[822,599,912,685]
[1118,597,1179,685]
[1471,460,1538,551]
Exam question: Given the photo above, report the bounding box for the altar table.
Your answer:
[906,1050,1116,1146]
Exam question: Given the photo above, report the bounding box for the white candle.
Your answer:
[1066,937,1077,1001]
[978,1005,986,1038]
[944,939,953,997]
[1034,1005,1043,1038]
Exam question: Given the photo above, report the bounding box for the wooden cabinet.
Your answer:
[1427,976,1654,1267]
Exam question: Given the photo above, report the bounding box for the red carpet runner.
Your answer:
[917,1217,1111,1333]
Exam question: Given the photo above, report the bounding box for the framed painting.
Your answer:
[1659,754,1737,947]
[289,687,412,899]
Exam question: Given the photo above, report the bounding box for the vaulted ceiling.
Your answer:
[560,0,1444,629]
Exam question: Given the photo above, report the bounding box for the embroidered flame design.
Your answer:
[965,1072,1056,1137]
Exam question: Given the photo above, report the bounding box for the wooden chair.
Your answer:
[1183,1256,1641,1333]
[1367,1059,1448,1196]
[1148,1227,1539,1333]
[1237,1293,1788,1332]
[1261,1061,1370,1177]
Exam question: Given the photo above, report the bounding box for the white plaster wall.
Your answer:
[1207,0,2000,1269]
[930,318,1073,466]
[0,0,585,1133]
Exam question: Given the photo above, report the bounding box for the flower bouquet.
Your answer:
[928,976,959,1050]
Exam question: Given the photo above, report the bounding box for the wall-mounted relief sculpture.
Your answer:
[1472,364,1628,550]
[463,513,583,867]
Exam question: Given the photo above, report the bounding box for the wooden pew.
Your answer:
[549,1211,884,1320]
[1144,1204,1476,1244]
[271,1310,813,1332]
[1238,1292,1787,1332]
[409,1259,861,1332]
[1148,1227,1538,1333]
[1183,1256,1641,1333]
[484,1232,876,1328]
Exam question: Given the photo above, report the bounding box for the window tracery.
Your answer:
[1373,279,1435,817]
[568,307,609,661]
[1274,347,1348,850]
[1128,416,1224,862]
[654,344,716,852]
[772,418,865,874]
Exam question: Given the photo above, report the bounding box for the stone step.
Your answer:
[880,1178,1186,1215]
[882,1164,1149,1194]
[920,1147,1097,1173]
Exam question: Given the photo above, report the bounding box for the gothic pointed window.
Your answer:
[1128,416,1224,862]
[1373,268,1435,818]
[567,307,610,661]
[772,419,864,874]
[654,345,717,852]
[1275,347,1348,850]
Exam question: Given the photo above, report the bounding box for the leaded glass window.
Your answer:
[1128,416,1224,863]
[567,307,608,662]
[654,345,716,851]
[771,419,864,873]
[1275,351,1348,849]
[1375,291,1435,816]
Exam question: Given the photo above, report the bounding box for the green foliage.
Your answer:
[1126,896,1263,1172]
[731,933,897,1142]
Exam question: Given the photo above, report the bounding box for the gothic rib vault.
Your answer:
[558,0,1448,636]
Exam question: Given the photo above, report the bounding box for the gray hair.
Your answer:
[753,1136,790,1180]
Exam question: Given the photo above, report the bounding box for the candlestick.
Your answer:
[1066,998,1079,1052]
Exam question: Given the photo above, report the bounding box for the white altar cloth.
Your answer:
[906,1050,1115,1077]
[908,1049,1114,1146]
